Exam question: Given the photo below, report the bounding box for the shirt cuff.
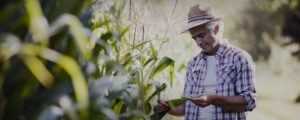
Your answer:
[241,92,256,111]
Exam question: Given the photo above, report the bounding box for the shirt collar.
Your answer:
[199,39,229,59]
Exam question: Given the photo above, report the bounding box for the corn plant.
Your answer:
[0,0,174,120]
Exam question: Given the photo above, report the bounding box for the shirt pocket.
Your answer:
[190,70,201,85]
[219,64,236,84]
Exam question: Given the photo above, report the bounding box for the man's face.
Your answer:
[189,24,219,55]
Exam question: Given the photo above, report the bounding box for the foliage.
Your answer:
[0,0,175,119]
[237,0,300,61]
[237,0,300,103]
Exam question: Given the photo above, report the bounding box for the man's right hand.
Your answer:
[157,99,185,116]
[157,99,170,112]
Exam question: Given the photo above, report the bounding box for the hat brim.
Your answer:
[180,16,223,34]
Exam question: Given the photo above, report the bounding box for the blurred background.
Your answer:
[1,0,300,120]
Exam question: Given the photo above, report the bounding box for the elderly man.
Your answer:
[158,4,256,120]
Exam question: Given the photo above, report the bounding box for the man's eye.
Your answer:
[192,32,207,39]
[197,34,205,38]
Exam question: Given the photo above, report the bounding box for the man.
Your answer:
[158,4,256,120]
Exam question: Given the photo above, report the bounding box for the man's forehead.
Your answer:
[189,25,208,35]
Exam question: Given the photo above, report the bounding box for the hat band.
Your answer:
[188,15,214,23]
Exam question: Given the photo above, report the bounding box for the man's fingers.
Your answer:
[189,99,200,105]
[159,104,169,111]
[157,99,170,112]
[189,96,207,102]
[190,101,206,107]
[158,99,169,106]
[158,102,168,108]
[188,96,209,107]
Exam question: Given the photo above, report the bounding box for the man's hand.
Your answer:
[156,99,185,116]
[157,99,170,112]
[189,94,216,107]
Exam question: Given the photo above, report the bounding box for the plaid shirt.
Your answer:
[183,42,256,120]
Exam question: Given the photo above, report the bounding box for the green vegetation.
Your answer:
[0,0,175,119]
[236,0,300,61]
[150,97,189,120]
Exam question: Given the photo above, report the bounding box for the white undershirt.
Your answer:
[199,55,217,120]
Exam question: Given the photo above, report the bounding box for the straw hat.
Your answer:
[181,4,223,33]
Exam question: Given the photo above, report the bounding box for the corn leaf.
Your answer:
[21,44,89,117]
[167,97,189,109]
[121,25,130,37]
[149,57,174,79]
[24,0,49,44]
[169,62,174,87]
[150,97,189,120]
[145,83,153,98]
[22,55,54,88]
[143,56,156,66]
[49,14,91,59]
[114,101,123,114]
[144,102,152,115]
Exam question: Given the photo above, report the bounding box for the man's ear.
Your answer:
[213,24,219,35]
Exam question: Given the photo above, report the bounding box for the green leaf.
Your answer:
[113,100,123,115]
[145,83,154,98]
[49,14,91,59]
[134,40,150,49]
[149,57,174,79]
[121,25,130,37]
[149,42,157,57]
[177,63,186,72]
[143,56,156,66]
[101,32,113,42]
[24,0,49,44]
[169,62,174,87]
[121,52,132,67]
[22,56,54,88]
[167,97,189,109]
[20,44,89,117]
[144,102,152,115]
[43,50,89,117]
[150,97,189,120]
[91,19,110,30]
[121,40,151,53]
